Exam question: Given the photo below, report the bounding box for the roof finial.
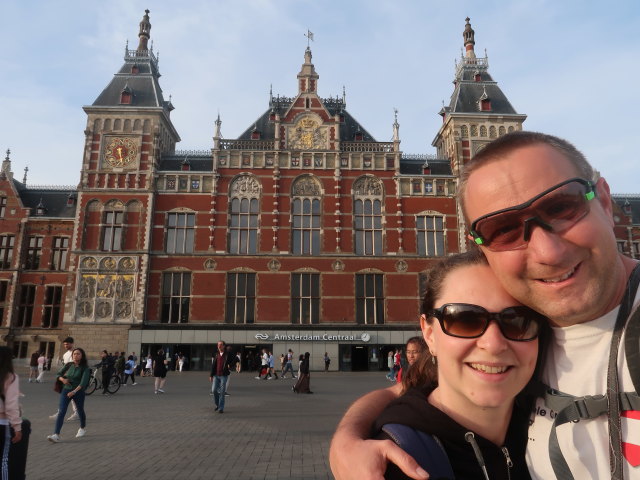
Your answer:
[4,149,9,162]
[137,9,151,52]
[463,17,476,59]
[23,166,28,184]
[342,85,346,103]
[392,108,400,142]
[305,29,314,48]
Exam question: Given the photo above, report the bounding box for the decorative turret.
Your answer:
[463,17,475,59]
[137,9,151,52]
[297,47,319,94]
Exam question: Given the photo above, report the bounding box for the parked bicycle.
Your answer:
[85,367,121,395]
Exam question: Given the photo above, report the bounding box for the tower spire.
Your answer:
[463,17,476,59]
[297,42,319,94]
[137,9,151,52]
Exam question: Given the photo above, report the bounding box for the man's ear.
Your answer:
[420,314,436,356]
[595,177,614,226]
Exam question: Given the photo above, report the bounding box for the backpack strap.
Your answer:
[624,290,640,395]
[381,423,454,480]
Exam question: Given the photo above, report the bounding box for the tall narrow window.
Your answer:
[291,273,320,324]
[161,272,191,323]
[102,211,123,251]
[42,286,62,328]
[25,236,43,270]
[353,176,384,256]
[354,199,383,255]
[416,215,445,256]
[291,176,322,255]
[12,342,28,360]
[16,284,35,327]
[0,197,6,218]
[355,274,384,324]
[166,212,195,253]
[0,281,8,324]
[0,235,14,269]
[228,175,260,254]
[50,237,69,270]
[225,272,256,324]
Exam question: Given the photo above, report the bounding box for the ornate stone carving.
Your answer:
[332,260,345,272]
[292,176,321,196]
[77,301,93,317]
[95,301,112,318]
[96,275,115,298]
[268,259,281,272]
[353,176,383,196]
[230,175,260,197]
[115,302,132,319]
[81,257,97,270]
[203,259,217,270]
[395,260,408,273]
[100,257,116,270]
[119,257,136,271]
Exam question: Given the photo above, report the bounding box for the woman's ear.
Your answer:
[420,314,436,356]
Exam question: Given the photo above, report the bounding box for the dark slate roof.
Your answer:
[613,195,640,224]
[237,97,376,142]
[158,154,212,172]
[446,58,519,115]
[15,183,77,218]
[399,156,452,175]
[91,50,172,111]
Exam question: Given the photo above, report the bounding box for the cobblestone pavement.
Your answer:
[19,369,390,479]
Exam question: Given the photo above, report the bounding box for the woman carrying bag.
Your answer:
[47,348,90,443]
[0,346,28,478]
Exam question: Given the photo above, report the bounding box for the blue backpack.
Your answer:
[381,423,454,480]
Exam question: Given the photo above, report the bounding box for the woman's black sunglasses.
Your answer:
[427,303,545,341]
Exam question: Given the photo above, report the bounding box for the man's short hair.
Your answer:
[63,336,74,344]
[458,131,595,222]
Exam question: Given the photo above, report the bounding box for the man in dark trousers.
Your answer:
[209,341,235,414]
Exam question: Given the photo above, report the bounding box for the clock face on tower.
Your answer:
[104,137,138,168]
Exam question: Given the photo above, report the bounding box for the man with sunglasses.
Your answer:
[330,131,640,480]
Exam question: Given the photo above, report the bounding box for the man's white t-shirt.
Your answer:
[526,291,640,478]
[62,348,73,364]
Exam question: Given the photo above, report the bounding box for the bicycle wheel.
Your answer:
[107,374,121,394]
[85,377,98,396]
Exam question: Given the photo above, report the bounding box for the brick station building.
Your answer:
[2,13,637,370]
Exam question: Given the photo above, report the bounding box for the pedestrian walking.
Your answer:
[282,349,296,379]
[385,351,395,381]
[47,348,90,442]
[267,351,278,379]
[122,355,137,385]
[293,352,312,394]
[153,349,168,394]
[49,337,79,420]
[36,352,46,383]
[0,346,28,477]
[95,350,115,396]
[28,352,39,383]
[209,341,235,414]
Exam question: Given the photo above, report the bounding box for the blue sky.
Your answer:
[0,0,638,193]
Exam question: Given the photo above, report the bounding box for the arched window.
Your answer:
[291,176,321,255]
[353,176,384,255]
[228,175,260,254]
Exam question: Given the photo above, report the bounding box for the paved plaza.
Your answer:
[19,368,389,479]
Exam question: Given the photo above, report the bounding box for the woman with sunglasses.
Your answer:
[373,250,548,480]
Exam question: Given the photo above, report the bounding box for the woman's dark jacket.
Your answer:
[373,387,531,480]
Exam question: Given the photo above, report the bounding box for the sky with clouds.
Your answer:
[0,0,638,193]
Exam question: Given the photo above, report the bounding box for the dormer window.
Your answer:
[131,64,139,74]
[66,194,76,207]
[480,99,491,111]
[120,89,132,105]
[181,159,191,171]
[251,129,261,140]
[35,199,46,216]
[474,73,481,82]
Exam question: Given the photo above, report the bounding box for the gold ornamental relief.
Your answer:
[288,117,327,150]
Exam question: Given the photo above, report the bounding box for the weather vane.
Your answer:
[305,29,314,47]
